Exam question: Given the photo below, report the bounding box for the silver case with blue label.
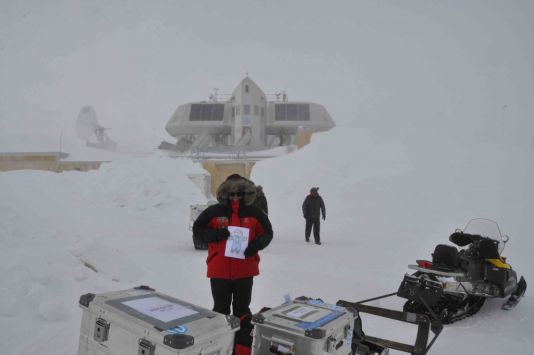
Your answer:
[77,287,239,355]
[250,297,355,355]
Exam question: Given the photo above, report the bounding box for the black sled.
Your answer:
[338,291,443,355]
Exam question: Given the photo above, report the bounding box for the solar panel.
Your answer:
[189,104,225,121]
[275,104,310,121]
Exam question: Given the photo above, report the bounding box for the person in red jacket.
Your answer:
[193,174,273,318]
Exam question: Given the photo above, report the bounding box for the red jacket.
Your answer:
[193,200,273,279]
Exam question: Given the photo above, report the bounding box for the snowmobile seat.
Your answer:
[432,244,460,269]
[478,238,500,259]
[449,232,483,247]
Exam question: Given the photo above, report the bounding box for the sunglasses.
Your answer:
[229,192,244,197]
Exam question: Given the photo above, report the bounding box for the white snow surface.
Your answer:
[1,0,533,354]
[1,136,533,354]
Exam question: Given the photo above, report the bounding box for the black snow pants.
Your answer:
[210,277,253,317]
[305,217,321,243]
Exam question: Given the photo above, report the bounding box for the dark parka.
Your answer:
[193,176,273,280]
[253,188,268,215]
[302,192,326,219]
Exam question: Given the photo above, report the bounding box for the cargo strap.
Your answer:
[295,310,344,330]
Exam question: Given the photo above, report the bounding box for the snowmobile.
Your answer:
[398,218,527,324]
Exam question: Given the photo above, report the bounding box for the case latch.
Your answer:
[94,317,110,342]
[138,338,155,355]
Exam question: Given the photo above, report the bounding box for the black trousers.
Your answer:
[305,218,321,242]
[210,277,253,317]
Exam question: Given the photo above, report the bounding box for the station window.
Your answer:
[254,105,259,116]
[243,105,251,115]
[189,104,225,121]
[274,104,310,121]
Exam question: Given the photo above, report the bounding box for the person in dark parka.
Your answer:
[253,185,268,215]
[193,174,273,318]
[302,187,326,245]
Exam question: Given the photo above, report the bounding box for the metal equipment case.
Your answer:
[77,286,239,355]
[250,296,356,355]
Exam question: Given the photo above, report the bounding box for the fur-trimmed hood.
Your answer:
[216,174,257,205]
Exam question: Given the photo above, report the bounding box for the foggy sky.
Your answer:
[1,0,533,152]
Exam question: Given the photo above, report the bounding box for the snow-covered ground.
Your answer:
[1,1,533,354]
[1,128,533,354]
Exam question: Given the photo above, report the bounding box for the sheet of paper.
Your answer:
[224,226,250,259]
[122,296,198,323]
[286,306,316,319]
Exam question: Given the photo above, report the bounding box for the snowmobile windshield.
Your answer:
[463,218,505,253]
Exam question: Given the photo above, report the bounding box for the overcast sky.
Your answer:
[1,0,533,152]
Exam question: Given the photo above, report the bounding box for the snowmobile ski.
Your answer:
[502,276,527,310]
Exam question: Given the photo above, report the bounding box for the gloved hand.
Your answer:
[244,240,260,257]
[215,228,230,241]
[322,215,326,221]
